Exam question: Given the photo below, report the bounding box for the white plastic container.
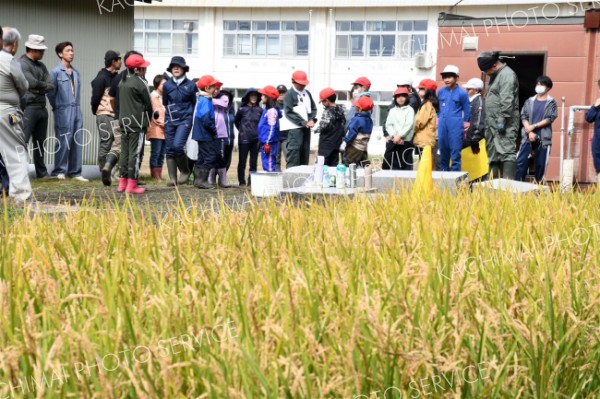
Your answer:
[250,172,284,197]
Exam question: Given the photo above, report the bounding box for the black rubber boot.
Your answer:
[502,160,517,180]
[176,156,191,185]
[101,154,118,187]
[193,167,213,189]
[166,158,178,187]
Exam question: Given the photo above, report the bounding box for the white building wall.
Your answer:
[136,6,441,93]
[134,1,588,154]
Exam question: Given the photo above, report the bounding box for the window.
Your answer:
[224,20,309,57]
[335,20,427,58]
[134,19,199,56]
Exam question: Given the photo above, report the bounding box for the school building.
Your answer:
[134,0,600,182]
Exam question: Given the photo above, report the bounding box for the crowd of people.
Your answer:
[3,25,600,202]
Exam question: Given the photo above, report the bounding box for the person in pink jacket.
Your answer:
[208,82,231,187]
[147,74,167,180]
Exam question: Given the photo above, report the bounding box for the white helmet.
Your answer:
[441,65,460,76]
[463,78,484,90]
[396,78,413,87]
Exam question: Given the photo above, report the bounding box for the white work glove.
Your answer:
[339,141,347,152]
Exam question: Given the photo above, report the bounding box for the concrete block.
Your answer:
[282,165,314,188]
[473,178,550,193]
[280,186,377,199]
[283,166,469,193]
[372,170,468,193]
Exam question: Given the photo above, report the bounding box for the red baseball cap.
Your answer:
[215,80,223,89]
[319,88,336,102]
[352,76,371,89]
[258,85,279,100]
[292,70,309,86]
[353,96,374,111]
[394,87,410,96]
[197,75,219,90]
[125,54,150,69]
[417,79,438,91]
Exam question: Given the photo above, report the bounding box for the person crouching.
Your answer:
[191,75,219,189]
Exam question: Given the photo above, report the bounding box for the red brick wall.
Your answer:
[437,24,598,182]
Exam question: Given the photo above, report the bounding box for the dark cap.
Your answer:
[277,84,288,93]
[104,50,121,63]
[167,56,189,73]
[477,51,500,72]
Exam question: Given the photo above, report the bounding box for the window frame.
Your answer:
[223,19,310,58]
[134,18,199,56]
[335,19,428,59]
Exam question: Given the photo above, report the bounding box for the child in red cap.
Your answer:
[314,88,346,167]
[257,86,282,172]
[190,75,219,189]
[340,96,374,167]
[117,54,152,194]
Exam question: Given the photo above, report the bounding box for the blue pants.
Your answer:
[196,139,220,169]
[438,117,463,172]
[52,105,83,177]
[260,142,278,172]
[149,138,166,168]
[515,140,551,182]
[592,134,600,174]
[165,121,192,159]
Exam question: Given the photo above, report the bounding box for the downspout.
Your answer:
[582,28,597,182]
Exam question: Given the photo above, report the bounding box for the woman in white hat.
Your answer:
[461,78,486,154]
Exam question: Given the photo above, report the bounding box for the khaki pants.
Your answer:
[0,108,32,201]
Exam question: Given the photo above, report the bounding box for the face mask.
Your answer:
[535,85,546,95]
[352,90,360,98]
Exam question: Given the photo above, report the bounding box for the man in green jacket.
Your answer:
[477,51,520,179]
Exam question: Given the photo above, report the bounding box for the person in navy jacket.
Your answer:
[162,56,198,186]
[585,87,600,181]
[191,75,219,189]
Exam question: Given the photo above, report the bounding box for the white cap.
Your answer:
[441,65,460,76]
[463,78,484,90]
[396,78,413,87]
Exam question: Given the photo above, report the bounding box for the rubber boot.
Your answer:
[489,162,501,180]
[151,167,163,180]
[166,158,178,187]
[101,154,118,187]
[208,168,216,185]
[193,167,212,189]
[117,177,128,193]
[217,168,230,188]
[502,160,517,180]
[125,179,145,194]
[176,156,191,185]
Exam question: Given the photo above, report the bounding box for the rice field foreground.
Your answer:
[1,188,599,399]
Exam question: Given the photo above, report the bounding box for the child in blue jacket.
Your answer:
[257,86,282,172]
[191,75,219,189]
[340,96,374,167]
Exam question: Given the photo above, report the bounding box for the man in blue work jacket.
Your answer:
[438,65,471,172]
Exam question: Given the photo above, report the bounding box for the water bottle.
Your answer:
[365,165,372,189]
[336,154,346,189]
[349,163,357,188]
